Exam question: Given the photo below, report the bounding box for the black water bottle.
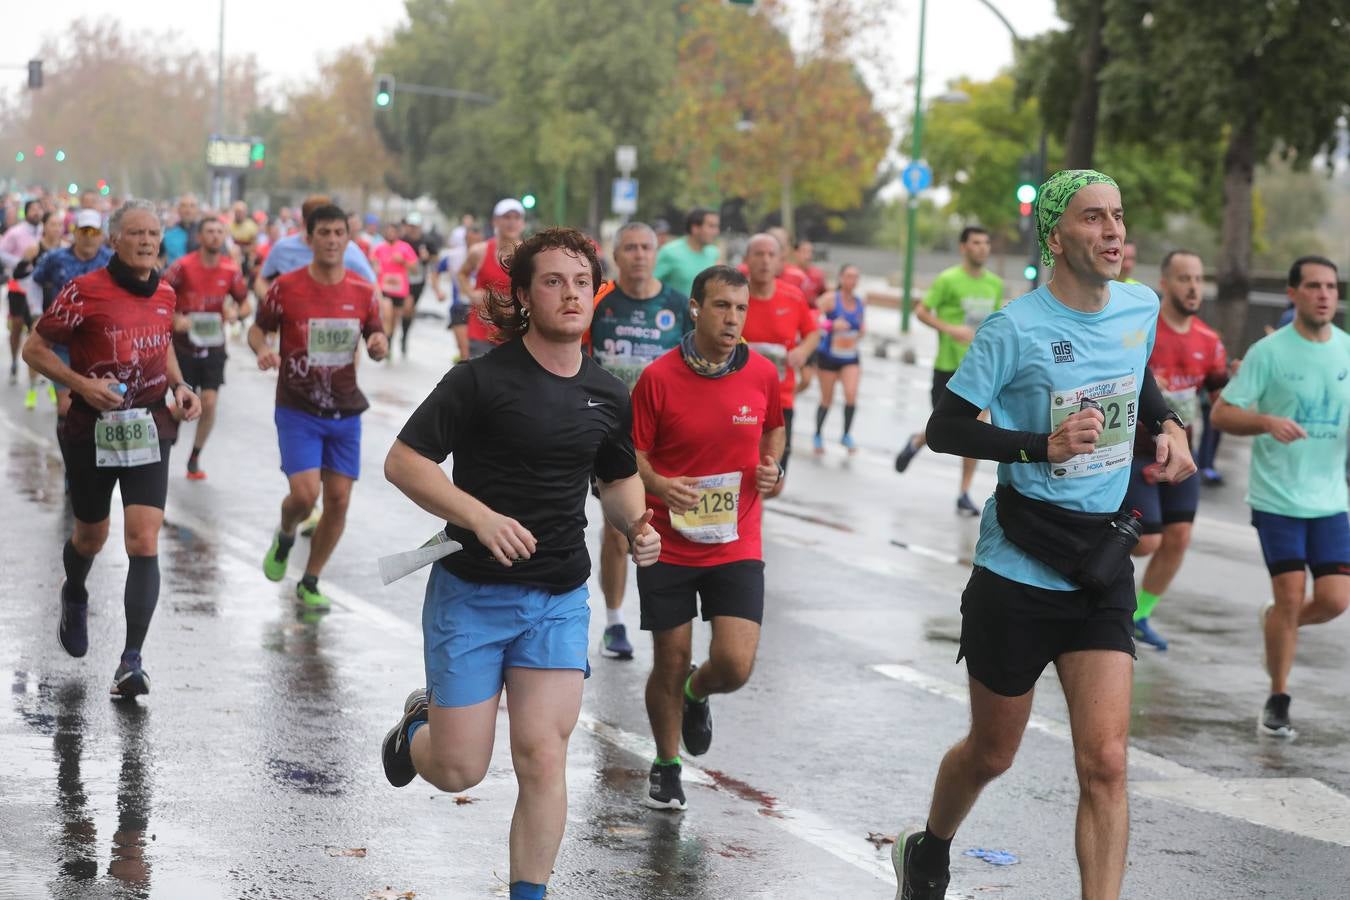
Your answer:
[1076,509,1143,591]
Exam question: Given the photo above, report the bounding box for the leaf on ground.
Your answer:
[453,795,477,805]
[325,846,367,857]
[866,832,897,848]
[365,889,415,899]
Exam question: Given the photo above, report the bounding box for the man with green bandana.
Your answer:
[891,170,1195,900]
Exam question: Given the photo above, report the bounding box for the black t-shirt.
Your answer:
[398,337,637,592]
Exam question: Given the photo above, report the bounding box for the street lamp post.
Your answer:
[899,0,928,334]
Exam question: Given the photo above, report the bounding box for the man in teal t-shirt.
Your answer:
[591,221,692,661]
[1211,254,1350,740]
[653,207,720,297]
[896,225,1004,517]
[890,171,1195,900]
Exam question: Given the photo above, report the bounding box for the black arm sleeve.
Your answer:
[926,389,1050,464]
[1137,367,1175,435]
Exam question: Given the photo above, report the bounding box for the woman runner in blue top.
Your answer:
[813,263,866,454]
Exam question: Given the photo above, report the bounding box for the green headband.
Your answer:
[1034,169,1119,268]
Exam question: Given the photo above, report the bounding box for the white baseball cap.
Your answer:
[74,209,103,230]
[493,198,525,218]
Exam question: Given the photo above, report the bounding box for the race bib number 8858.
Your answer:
[1048,373,1137,479]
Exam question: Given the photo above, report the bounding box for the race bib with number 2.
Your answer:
[1048,374,1137,479]
[307,318,361,366]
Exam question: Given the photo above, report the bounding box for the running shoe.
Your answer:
[681,664,713,757]
[57,579,88,658]
[110,654,150,699]
[185,469,207,481]
[812,433,825,455]
[295,580,331,610]
[382,688,429,787]
[262,533,288,582]
[892,828,950,900]
[643,761,688,811]
[1133,617,1169,651]
[1201,467,1224,486]
[300,507,322,538]
[956,493,980,517]
[1259,693,1296,739]
[601,623,634,660]
[842,433,857,455]
[7,359,15,382]
[24,387,37,409]
[894,436,921,473]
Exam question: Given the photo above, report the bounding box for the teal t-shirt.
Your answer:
[653,238,719,298]
[947,281,1160,590]
[590,282,692,391]
[923,265,1005,372]
[1220,325,1350,518]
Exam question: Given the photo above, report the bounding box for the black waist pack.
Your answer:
[994,483,1138,591]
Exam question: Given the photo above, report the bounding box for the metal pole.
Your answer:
[900,0,927,334]
[213,0,225,209]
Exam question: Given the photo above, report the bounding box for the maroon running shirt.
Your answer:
[36,267,179,443]
[164,250,248,356]
[254,266,383,418]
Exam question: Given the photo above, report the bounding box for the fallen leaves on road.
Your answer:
[365,888,415,899]
[325,847,367,858]
[866,832,897,848]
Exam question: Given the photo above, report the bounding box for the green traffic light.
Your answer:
[55,149,66,162]
[67,182,78,195]
[375,92,391,108]
[1023,264,1038,281]
[521,194,537,210]
[1016,184,1037,204]
[100,185,110,196]
[15,151,24,162]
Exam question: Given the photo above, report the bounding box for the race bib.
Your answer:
[188,311,225,348]
[307,318,361,366]
[749,343,790,378]
[596,352,648,391]
[380,273,405,295]
[961,296,997,327]
[95,408,160,468]
[1048,374,1138,479]
[829,327,860,359]
[1162,386,1201,427]
[669,472,742,544]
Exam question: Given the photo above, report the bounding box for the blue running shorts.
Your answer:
[422,564,591,708]
[1251,510,1350,578]
[274,406,361,479]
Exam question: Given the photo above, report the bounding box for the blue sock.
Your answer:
[509,881,546,900]
[406,718,427,747]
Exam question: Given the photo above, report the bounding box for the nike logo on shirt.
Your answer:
[586,399,604,408]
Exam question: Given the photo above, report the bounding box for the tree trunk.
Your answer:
[1214,109,1258,355]
[779,167,794,242]
[1063,0,1104,169]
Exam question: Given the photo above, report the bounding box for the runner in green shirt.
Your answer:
[653,207,720,297]
[895,226,1004,516]
[591,221,692,661]
[1211,254,1350,739]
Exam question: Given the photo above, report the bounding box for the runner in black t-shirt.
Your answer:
[380,227,660,900]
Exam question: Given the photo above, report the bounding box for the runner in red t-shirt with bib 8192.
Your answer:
[248,204,388,611]
[740,232,819,496]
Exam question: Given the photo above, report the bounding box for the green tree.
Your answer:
[1100,1,1350,350]
[1016,0,1108,169]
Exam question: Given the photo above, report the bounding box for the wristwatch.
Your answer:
[1155,411,1185,434]
[775,461,785,483]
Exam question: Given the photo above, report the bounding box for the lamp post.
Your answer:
[899,0,927,334]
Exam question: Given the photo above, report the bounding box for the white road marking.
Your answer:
[870,663,1350,847]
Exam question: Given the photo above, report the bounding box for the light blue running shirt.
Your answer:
[946,281,1160,590]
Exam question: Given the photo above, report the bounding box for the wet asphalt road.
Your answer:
[2,310,1348,899]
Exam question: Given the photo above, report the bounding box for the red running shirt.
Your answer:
[254,267,383,418]
[631,349,784,567]
[36,267,179,443]
[1134,314,1229,455]
[467,238,509,344]
[164,251,248,356]
[741,281,818,409]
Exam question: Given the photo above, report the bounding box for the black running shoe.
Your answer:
[956,493,981,517]
[643,761,688,811]
[894,436,921,473]
[1259,692,1296,739]
[382,688,429,787]
[601,623,634,660]
[681,665,713,757]
[892,829,950,900]
[110,655,149,699]
[58,580,89,658]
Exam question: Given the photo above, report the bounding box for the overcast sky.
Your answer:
[5,0,1064,106]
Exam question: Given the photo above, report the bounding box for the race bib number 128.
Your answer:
[669,472,742,544]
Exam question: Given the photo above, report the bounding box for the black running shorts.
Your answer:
[7,289,32,325]
[957,565,1136,697]
[637,559,765,631]
[63,439,173,524]
[931,368,956,409]
[176,347,227,392]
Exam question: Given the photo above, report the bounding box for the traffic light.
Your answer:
[67,183,78,195]
[97,179,109,197]
[34,144,45,158]
[521,193,537,210]
[374,74,394,109]
[250,140,266,169]
[14,151,23,163]
[1024,263,1038,282]
[54,149,66,162]
[27,60,42,89]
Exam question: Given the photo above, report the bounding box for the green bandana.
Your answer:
[1034,169,1119,268]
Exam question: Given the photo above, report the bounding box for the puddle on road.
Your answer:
[7,438,67,509]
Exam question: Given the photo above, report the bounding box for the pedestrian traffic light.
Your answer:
[1024,263,1037,281]
[27,60,42,89]
[54,149,66,162]
[67,183,78,195]
[374,74,394,109]
[521,193,537,210]
[1016,183,1036,205]
[34,145,45,158]
[250,141,266,169]
[14,151,23,163]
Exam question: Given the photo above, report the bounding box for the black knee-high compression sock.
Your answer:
[122,556,160,655]
[63,539,94,603]
[843,404,857,436]
[814,405,829,435]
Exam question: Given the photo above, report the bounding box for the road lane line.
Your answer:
[870,663,1350,847]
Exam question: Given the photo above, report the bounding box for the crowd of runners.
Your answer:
[4,166,1347,900]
